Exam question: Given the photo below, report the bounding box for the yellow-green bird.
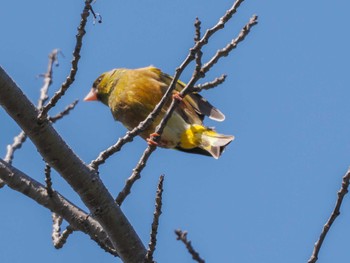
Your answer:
[84,66,234,159]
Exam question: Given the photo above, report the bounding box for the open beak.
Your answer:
[84,88,98,101]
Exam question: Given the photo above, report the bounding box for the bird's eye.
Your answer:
[93,77,102,88]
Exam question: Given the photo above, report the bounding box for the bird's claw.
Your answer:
[147,133,160,146]
[172,92,183,101]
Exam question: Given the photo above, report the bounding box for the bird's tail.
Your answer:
[179,125,234,159]
[200,129,234,159]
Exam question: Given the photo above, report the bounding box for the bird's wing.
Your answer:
[160,72,225,122]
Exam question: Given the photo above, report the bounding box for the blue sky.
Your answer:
[1,0,350,262]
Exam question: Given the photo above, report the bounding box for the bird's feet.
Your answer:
[172,91,183,101]
[147,133,160,146]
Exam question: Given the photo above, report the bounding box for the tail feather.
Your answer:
[201,131,234,159]
[178,124,234,159]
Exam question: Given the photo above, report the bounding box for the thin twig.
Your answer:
[193,74,227,92]
[145,175,165,263]
[4,131,27,165]
[52,213,75,249]
[194,18,203,75]
[45,163,54,197]
[90,5,102,24]
[37,49,60,109]
[48,100,79,123]
[175,229,205,263]
[90,130,136,170]
[115,3,257,204]
[308,168,350,263]
[39,0,93,120]
[201,15,258,74]
[115,146,156,205]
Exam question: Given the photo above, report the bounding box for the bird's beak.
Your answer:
[84,88,98,101]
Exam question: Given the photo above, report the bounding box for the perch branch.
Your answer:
[90,0,253,169]
[116,11,258,205]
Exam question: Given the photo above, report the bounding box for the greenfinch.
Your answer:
[84,66,234,159]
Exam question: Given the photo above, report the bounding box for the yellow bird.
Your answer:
[84,66,234,159]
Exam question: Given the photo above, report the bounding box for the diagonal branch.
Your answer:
[0,158,117,256]
[308,168,350,263]
[48,100,79,123]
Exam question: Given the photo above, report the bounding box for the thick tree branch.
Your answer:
[0,159,116,256]
[0,66,146,263]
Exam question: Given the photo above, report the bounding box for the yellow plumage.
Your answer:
[84,66,234,158]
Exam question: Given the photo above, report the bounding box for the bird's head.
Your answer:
[84,69,124,105]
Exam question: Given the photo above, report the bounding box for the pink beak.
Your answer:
[84,89,98,101]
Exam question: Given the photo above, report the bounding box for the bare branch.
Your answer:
[145,175,165,263]
[37,49,60,110]
[4,131,27,165]
[39,0,93,120]
[48,100,79,123]
[52,213,75,249]
[194,18,203,75]
[201,15,258,74]
[175,229,205,263]
[116,146,156,205]
[0,159,117,256]
[45,163,54,197]
[193,74,227,92]
[308,168,350,263]
[1,131,27,188]
[90,130,136,169]
[194,17,201,43]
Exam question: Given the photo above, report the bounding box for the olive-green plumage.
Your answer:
[85,66,234,158]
